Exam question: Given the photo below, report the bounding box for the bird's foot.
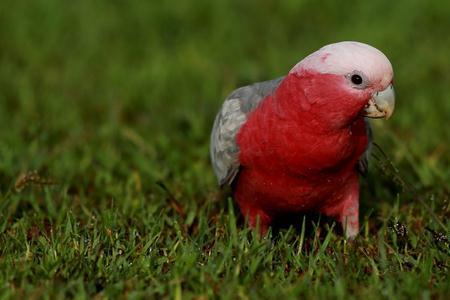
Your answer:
[241,206,272,236]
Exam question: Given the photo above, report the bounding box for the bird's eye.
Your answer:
[351,74,363,85]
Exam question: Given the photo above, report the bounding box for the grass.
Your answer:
[0,0,449,299]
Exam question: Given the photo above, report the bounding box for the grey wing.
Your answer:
[210,77,284,186]
[357,118,373,176]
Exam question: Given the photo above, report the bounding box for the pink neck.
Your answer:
[272,72,369,134]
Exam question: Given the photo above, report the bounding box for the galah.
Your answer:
[210,41,395,238]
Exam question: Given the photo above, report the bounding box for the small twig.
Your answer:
[156,181,186,218]
[14,170,58,192]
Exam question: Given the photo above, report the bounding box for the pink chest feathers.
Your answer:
[235,102,368,214]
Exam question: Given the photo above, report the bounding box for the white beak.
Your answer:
[363,84,395,119]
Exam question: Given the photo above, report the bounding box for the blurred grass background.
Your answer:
[0,0,449,299]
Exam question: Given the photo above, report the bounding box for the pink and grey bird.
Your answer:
[210,41,395,238]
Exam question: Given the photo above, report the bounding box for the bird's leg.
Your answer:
[339,197,359,239]
[322,174,360,239]
[233,179,273,235]
[239,204,272,235]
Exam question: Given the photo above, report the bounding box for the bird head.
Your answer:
[287,41,395,128]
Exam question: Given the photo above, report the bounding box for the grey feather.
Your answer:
[210,77,284,186]
[357,118,373,176]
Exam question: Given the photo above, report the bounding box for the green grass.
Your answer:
[0,0,449,299]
